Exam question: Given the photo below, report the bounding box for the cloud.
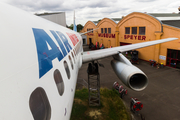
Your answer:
[135,0,157,2]
[6,0,111,12]
[167,1,180,8]
[2,0,180,26]
[8,0,67,12]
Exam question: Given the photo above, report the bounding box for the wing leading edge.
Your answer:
[82,38,178,63]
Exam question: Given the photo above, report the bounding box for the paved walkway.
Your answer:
[77,46,180,120]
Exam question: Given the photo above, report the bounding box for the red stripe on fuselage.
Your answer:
[66,33,79,46]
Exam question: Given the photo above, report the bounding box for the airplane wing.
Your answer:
[82,38,178,63]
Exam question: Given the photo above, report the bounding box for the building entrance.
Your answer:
[166,49,180,69]
[83,39,86,45]
[89,38,92,45]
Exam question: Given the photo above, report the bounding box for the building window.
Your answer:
[101,28,103,33]
[90,28,93,33]
[29,87,51,120]
[54,69,64,96]
[64,61,70,79]
[132,27,137,34]
[139,27,146,35]
[104,28,107,33]
[87,28,93,33]
[125,27,130,34]
[108,28,111,34]
[68,55,74,70]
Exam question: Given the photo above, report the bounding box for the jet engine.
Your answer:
[111,53,148,91]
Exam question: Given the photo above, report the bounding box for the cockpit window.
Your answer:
[54,69,64,96]
[29,87,51,120]
[64,61,70,79]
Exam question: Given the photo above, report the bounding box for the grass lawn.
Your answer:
[70,88,131,120]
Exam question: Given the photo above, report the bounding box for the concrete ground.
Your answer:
[77,46,180,120]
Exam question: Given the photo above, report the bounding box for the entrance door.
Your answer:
[166,49,180,69]
[89,38,92,45]
[108,40,111,48]
[83,38,86,45]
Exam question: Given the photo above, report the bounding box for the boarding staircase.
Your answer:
[87,62,100,106]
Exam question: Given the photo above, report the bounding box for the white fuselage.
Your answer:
[0,2,83,120]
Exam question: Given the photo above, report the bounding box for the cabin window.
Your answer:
[64,61,70,79]
[73,49,76,57]
[139,27,146,35]
[29,87,51,120]
[68,55,74,70]
[71,52,76,64]
[101,28,103,33]
[132,27,137,34]
[54,69,64,96]
[125,27,130,34]
[108,28,111,34]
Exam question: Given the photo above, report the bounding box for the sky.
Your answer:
[1,0,180,26]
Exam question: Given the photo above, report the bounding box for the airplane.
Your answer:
[0,2,178,120]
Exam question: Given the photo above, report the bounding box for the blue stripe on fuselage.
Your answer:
[56,31,72,52]
[32,28,72,78]
[50,30,67,56]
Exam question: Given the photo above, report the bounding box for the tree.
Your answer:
[67,24,84,32]
[98,19,101,22]
[69,24,73,30]
[77,24,83,32]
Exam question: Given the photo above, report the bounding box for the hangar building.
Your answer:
[81,11,180,69]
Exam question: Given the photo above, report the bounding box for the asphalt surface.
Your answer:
[77,46,180,120]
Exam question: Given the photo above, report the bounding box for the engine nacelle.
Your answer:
[111,53,148,91]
